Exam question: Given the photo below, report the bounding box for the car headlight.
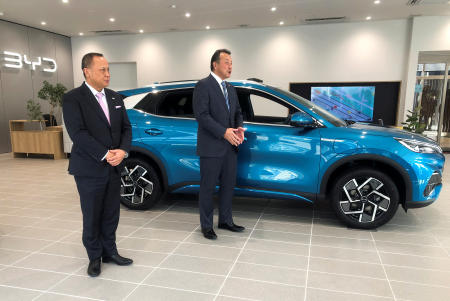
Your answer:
[395,138,442,154]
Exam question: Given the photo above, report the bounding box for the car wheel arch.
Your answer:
[319,154,412,211]
[129,146,169,193]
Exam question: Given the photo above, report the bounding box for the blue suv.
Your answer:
[119,80,444,229]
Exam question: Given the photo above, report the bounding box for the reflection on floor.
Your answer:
[0,153,449,301]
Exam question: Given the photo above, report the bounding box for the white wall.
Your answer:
[402,16,450,122]
[71,19,411,120]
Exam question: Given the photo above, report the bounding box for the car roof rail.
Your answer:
[158,79,199,84]
[246,78,263,83]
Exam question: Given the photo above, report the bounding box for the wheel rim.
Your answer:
[339,177,390,223]
[120,165,154,205]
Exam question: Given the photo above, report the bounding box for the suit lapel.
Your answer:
[208,75,230,114]
[81,83,110,127]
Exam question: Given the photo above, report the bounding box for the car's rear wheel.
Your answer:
[330,168,399,229]
[120,158,161,210]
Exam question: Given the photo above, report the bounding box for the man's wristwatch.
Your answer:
[124,151,129,159]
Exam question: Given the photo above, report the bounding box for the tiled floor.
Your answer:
[0,153,449,301]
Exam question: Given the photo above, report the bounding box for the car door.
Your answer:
[236,88,321,200]
[150,89,199,186]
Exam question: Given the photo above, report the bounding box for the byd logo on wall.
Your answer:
[2,51,57,72]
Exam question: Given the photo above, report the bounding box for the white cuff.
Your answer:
[101,151,109,161]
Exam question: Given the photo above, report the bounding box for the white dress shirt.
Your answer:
[211,72,227,96]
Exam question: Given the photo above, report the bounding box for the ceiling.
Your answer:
[0,0,449,37]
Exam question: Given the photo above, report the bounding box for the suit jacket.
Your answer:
[63,82,132,177]
[193,74,243,157]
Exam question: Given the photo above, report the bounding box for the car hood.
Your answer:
[348,123,437,144]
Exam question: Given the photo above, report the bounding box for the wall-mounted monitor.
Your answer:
[289,82,400,126]
[311,86,375,122]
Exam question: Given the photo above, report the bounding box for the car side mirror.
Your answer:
[289,112,315,127]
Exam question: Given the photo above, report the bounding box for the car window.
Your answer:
[269,86,346,127]
[250,94,289,118]
[156,89,194,118]
[246,90,298,125]
[134,93,157,114]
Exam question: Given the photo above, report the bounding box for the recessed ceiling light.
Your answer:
[170,4,176,8]
[41,21,46,25]
[109,17,115,22]
[374,0,380,4]
[185,12,191,18]
[366,16,372,20]
[271,7,277,12]
[205,25,210,30]
[0,12,4,16]
[139,29,144,33]
[279,21,284,25]
[79,32,84,36]
[62,0,69,3]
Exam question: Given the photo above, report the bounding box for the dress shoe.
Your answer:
[87,258,101,277]
[218,223,245,232]
[202,228,217,240]
[102,254,133,266]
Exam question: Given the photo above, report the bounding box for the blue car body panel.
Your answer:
[120,81,445,208]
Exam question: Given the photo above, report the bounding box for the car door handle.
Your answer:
[145,128,163,136]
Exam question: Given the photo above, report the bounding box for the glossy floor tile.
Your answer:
[0,153,449,300]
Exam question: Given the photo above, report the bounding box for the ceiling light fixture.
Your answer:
[185,12,191,18]
[271,7,277,12]
[41,21,46,25]
[0,12,4,16]
[279,21,284,25]
[109,17,115,22]
[62,0,69,3]
[139,29,144,33]
[206,25,210,30]
[79,32,84,36]
[170,4,176,8]
[374,0,380,4]
[366,16,372,20]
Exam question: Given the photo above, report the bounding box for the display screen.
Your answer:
[311,86,375,122]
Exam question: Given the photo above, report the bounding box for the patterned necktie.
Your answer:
[96,92,110,124]
[221,81,230,111]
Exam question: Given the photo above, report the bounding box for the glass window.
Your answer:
[156,89,194,118]
[250,94,289,118]
[246,90,297,125]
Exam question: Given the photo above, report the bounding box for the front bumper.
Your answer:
[405,153,444,209]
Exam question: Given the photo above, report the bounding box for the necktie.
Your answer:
[221,81,230,111]
[96,92,110,124]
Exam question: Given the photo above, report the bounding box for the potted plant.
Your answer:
[37,80,67,127]
[402,106,426,134]
[26,99,44,130]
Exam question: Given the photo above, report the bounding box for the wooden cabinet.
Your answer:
[9,120,65,159]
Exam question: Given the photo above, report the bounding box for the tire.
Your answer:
[120,157,161,210]
[330,168,399,229]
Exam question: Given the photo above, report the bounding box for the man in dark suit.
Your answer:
[63,53,133,277]
[193,49,246,240]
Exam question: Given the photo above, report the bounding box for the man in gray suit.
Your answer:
[193,49,245,240]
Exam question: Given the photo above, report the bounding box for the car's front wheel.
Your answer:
[330,168,399,229]
[120,158,161,210]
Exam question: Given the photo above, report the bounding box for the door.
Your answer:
[414,52,450,150]
[236,88,321,199]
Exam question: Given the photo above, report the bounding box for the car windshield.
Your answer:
[269,86,347,127]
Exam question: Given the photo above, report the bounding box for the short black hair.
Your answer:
[81,52,103,78]
[210,49,231,71]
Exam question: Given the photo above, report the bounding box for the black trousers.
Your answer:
[74,169,121,261]
[199,147,237,230]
